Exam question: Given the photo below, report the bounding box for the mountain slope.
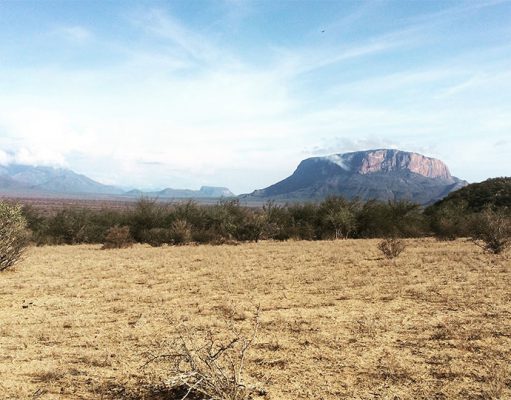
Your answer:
[0,164,124,195]
[0,164,235,199]
[242,149,467,204]
[428,177,511,212]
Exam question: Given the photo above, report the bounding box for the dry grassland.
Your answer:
[1,240,510,399]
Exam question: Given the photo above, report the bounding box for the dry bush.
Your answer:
[169,219,192,245]
[470,209,511,255]
[0,201,30,271]
[141,228,173,247]
[143,309,262,400]
[377,237,406,259]
[102,225,133,249]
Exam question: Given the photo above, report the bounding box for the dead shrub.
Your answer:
[142,308,262,400]
[102,225,133,249]
[0,201,30,271]
[377,237,406,259]
[470,209,511,255]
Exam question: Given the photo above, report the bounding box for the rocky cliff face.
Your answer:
[325,149,452,179]
[242,149,467,204]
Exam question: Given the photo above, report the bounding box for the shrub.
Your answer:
[0,202,30,271]
[234,212,264,242]
[470,209,511,255]
[377,237,406,259]
[427,201,470,240]
[261,201,290,240]
[129,198,167,242]
[192,227,225,245]
[287,203,319,240]
[140,228,173,247]
[169,219,192,245]
[358,200,426,238]
[102,225,133,249]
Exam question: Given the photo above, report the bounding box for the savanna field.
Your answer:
[1,239,510,399]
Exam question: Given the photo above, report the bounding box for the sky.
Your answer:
[0,0,510,194]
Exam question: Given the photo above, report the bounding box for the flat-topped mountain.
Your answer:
[131,186,234,199]
[330,149,452,179]
[242,149,467,204]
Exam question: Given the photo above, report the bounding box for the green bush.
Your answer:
[0,202,30,271]
[129,198,167,242]
[192,227,225,244]
[287,203,319,240]
[233,212,264,242]
[428,203,469,240]
[140,228,173,247]
[357,200,426,238]
[261,201,290,240]
[15,196,470,247]
[318,197,358,239]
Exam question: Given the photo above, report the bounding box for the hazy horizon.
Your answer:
[1,0,510,193]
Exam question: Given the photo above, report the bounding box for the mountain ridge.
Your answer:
[241,149,467,204]
[0,164,234,199]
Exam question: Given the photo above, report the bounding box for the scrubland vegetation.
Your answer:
[16,182,510,252]
[0,178,509,399]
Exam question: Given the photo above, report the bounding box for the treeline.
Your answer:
[19,195,508,247]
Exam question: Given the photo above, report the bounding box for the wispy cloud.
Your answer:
[0,1,509,191]
[53,25,93,42]
[131,8,225,66]
[271,27,418,78]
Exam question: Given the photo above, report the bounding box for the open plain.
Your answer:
[1,239,510,399]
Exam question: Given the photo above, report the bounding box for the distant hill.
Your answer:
[125,186,235,199]
[241,149,467,204]
[429,177,511,212]
[0,164,124,196]
[0,164,234,199]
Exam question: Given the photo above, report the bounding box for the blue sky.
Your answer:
[0,0,510,193]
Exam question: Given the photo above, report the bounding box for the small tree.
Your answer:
[324,207,357,239]
[470,209,511,255]
[319,197,358,239]
[0,202,30,271]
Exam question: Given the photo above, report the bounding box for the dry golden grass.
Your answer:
[1,239,510,399]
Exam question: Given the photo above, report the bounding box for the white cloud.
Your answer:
[0,149,13,166]
[0,4,509,192]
